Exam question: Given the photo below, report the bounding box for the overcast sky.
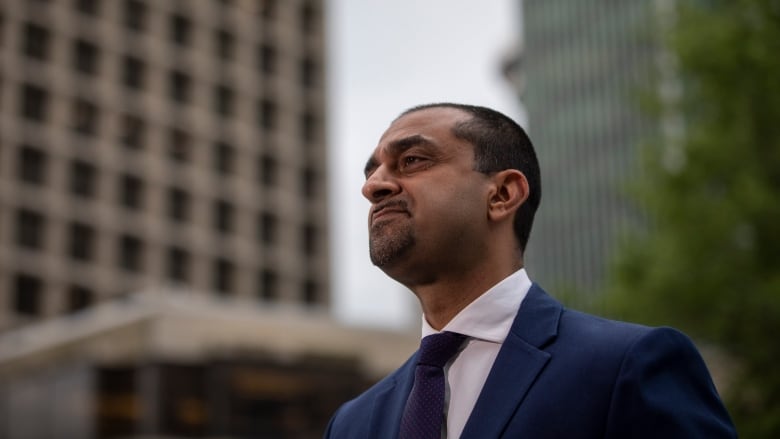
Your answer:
[325,0,522,330]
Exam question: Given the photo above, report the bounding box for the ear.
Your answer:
[487,169,529,223]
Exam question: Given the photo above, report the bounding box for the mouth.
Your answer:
[370,201,409,225]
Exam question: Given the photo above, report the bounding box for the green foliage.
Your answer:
[603,0,780,436]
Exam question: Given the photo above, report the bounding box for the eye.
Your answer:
[400,155,428,170]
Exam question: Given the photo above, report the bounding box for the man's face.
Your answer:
[362,107,494,286]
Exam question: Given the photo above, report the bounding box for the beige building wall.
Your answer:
[0,0,331,331]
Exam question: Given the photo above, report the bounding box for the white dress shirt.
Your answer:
[420,268,532,439]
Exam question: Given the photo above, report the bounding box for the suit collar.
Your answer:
[460,284,562,438]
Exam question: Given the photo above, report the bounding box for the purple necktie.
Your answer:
[399,331,467,439]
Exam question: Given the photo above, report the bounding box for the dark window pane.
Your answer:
[300,2,317,34]
[13,273,42,315]
[122,56,145,89]
[259,154,277,186]
[20,84,48,121]
[300,57,317,89]
[124,0,146,31]
[213,258,234,294]
[22,22,50,60]
[302,280,318,305]
[301,167,316,199]
[259,269,277,301]
[73,39,99,75]
[259,212,277,244]
[214,141,234,175]
[169,129,190,162]
[167,247,189,282]
[119,174,144,209]
[258,99,276,130]
[15,209,45,249]
[72,99,99,135]
[302,223,317,256]
[214,85,234,117]
[168,188,190,222]
[68,285,93,312]
[75,0,99,15]
[70,160,97,197]
[258,44,276,75]
[300,111,317,143]
[118,234,143,272]
[69,222,95,261]
[170,14,191,45]
[169,70,191,103]
[213,200,233,234]
[18,144,47,185]
[119,114,145,149]
[215,29,234,60]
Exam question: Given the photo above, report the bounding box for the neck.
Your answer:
[412,259,522,331]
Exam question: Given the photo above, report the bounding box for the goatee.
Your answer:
[369,220,415,267]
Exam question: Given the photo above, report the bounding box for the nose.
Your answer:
[361,166,400,203]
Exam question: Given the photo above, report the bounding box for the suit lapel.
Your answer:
[460,284,562,438]
[368,354,417,439]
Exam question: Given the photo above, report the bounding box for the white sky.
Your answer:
[325,0,522,330]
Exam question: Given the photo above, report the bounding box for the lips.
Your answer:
[371,201,410,225]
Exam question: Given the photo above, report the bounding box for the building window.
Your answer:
[169,70,191,104]
[167,187,190,222]
[75,0,99,16]
[258,99,277,130]
[259,154,277,187]
[15,209,45,249]
[301,167,316,199]
[68,285,93,312]
[13,273,43,315]
[68,222,95,261]
[302,223,317,256]
[259,212,277,244]
[119,114,145,149]
[258,44,276,75]
[213,258,234,294]
[118,234,143,272]
[169,128,191,162]
[302,280,318,306]
[259,269,277,301]
[122,55,145,90]
[300,1,318,34]
[73,39,99,75]
[300,57,317,89]
[214,85,234,117]
[123,0,146,31]
[17,144,47,185]
[119,174,144,209]
[167,247,189,282]
[170,14,191,46]
[213,141,234,175]
[259,0,276,20]
[20,83,48,121]
[72,99,99,135]
[213,200,234,234]
[300,111,317,143]
[70,160,97,198]
[215,29,234,60]
[22,22,50,60]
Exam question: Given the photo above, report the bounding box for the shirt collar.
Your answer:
[421,268,532,344]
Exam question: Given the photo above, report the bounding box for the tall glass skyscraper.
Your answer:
[516,0,657,295]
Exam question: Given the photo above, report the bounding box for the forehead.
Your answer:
[379,107,468,145]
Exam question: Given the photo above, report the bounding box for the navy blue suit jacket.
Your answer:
[325,284,736,438]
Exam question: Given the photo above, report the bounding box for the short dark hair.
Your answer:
[400,103,542,253]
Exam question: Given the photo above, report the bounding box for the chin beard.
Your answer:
[369,221,415,268]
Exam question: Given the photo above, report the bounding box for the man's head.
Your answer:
[362,104,541,284]
[399,103,541,252]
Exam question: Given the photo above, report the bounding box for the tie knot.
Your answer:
[417,331,466,368]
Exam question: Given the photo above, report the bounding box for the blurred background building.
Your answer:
[0,0,415,437]
[507,0,657,295]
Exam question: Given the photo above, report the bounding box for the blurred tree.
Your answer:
[603,0,780,437]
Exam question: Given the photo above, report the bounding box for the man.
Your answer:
[325,103,736,438]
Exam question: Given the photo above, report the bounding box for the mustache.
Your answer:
[371,199,409,218]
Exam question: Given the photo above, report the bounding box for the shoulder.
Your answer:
[325,355,415,438]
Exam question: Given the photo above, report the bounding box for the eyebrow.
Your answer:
[363,134,435,177]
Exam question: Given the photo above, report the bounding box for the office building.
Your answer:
[510,0,656,294]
